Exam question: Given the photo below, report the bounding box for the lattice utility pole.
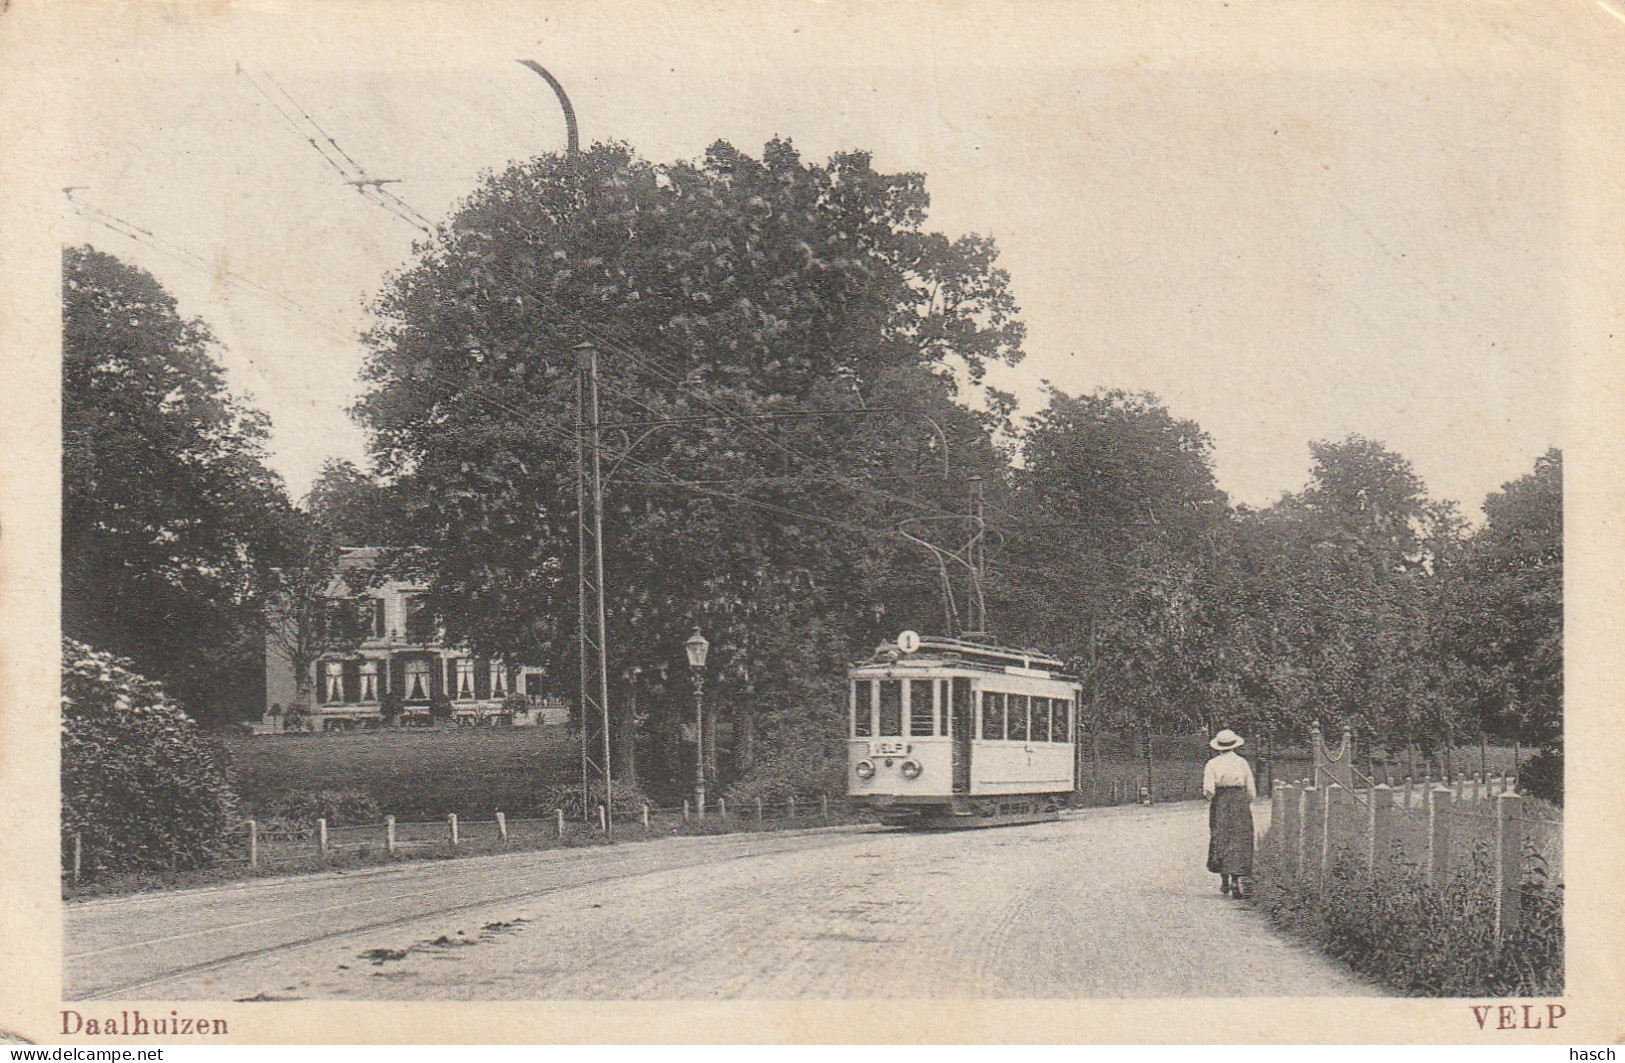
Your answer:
[519,60,613,836]
[574,341,614,834]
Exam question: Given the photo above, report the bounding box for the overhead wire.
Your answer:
[578,322,965,523]
[397,354,908,545]
[236,62,434,235]
[65,191,306,316]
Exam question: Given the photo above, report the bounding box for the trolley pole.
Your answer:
[964,475,987,639]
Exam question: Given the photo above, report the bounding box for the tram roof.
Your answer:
[852,635,1075,678]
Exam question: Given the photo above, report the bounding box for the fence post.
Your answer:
[718,797,726,821]
[448,813,459,848]
[682,799,690,823]
[73,832,83,886]
[1495,792,1524,944]
[641,803,650,829]
[318,817,328,859]
[1319,784,1339,877]
[247,820,258,870]
[1368,784,1393,876]
[822,793,830,820]
[496,812,508,844]
[596,804,607,832]
[755,796,764,823]
[1269,780,1284,842]
[1300,785,1320,880]
[556,808,566,838]
[1277,783,1299,879]
[788,795,797,820]
[385,815,396,854]
[1427,785,1452,886]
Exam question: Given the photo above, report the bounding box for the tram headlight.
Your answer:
[855,759,876,780]
[900,759,922,780]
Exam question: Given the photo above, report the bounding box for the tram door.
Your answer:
[950,678,973,794]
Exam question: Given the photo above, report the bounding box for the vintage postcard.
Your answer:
[1,0,1622,1045]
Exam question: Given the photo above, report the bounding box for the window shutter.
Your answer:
[342,660,361,704]
[475,660,491,700]
[429,658,444,698]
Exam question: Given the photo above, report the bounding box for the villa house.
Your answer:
[260,547,564,732]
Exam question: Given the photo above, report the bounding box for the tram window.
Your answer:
[879,680,903,736]
[908,679,934,736]
[1055,696,1072,742]
[938,680,950,736]
[1008,694,1029,741]
[981,691,1004,740]
[1033,697,1052,742]
[853,680,873,737]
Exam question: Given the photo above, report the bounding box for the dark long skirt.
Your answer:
[1207,785,1255,876]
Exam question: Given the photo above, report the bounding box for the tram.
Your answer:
[847,631,1081,828]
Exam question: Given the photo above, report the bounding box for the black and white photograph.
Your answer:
[3,0,1621,1045]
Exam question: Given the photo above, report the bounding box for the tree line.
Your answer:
[62,139,1563,806]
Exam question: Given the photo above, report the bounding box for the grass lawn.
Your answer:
[220,725,580,819]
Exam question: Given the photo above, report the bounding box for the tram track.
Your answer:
[66,824,886,1000]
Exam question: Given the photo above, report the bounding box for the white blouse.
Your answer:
[1203,751,1257,800]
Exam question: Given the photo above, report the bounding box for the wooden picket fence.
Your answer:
[1267,773,1562,944]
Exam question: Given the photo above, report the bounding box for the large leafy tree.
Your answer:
[355,140,1023,795]
[62,246,294,722]
[1000,388,1230,734]
[1442,449,1562,755]
[1222,437,1464,752]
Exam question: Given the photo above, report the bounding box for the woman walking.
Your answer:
[1204,729,1257,898]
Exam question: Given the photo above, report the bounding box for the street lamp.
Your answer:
[684,626,710,815]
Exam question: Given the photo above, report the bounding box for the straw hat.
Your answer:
[1210,729,1245,751]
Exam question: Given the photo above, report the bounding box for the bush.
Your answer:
[1255,835,1563,996]
[257,788,383,828]
[541,778,652,819]
[725,743,845,805]
[61,638,240,873]
[1518,749,1562,807]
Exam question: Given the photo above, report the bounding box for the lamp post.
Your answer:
[684,627,710,816]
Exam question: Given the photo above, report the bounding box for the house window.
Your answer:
[323,661,344,704]
[404,595,435,643]
[491,663,508,698]
[370,599,385,639]
[455,658,476,700]
[359,660,378,702]
[404,659,431,701]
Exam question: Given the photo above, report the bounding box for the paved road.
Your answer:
[66,802,1379,1000]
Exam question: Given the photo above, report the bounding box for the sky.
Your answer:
[46,0,1575,519]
